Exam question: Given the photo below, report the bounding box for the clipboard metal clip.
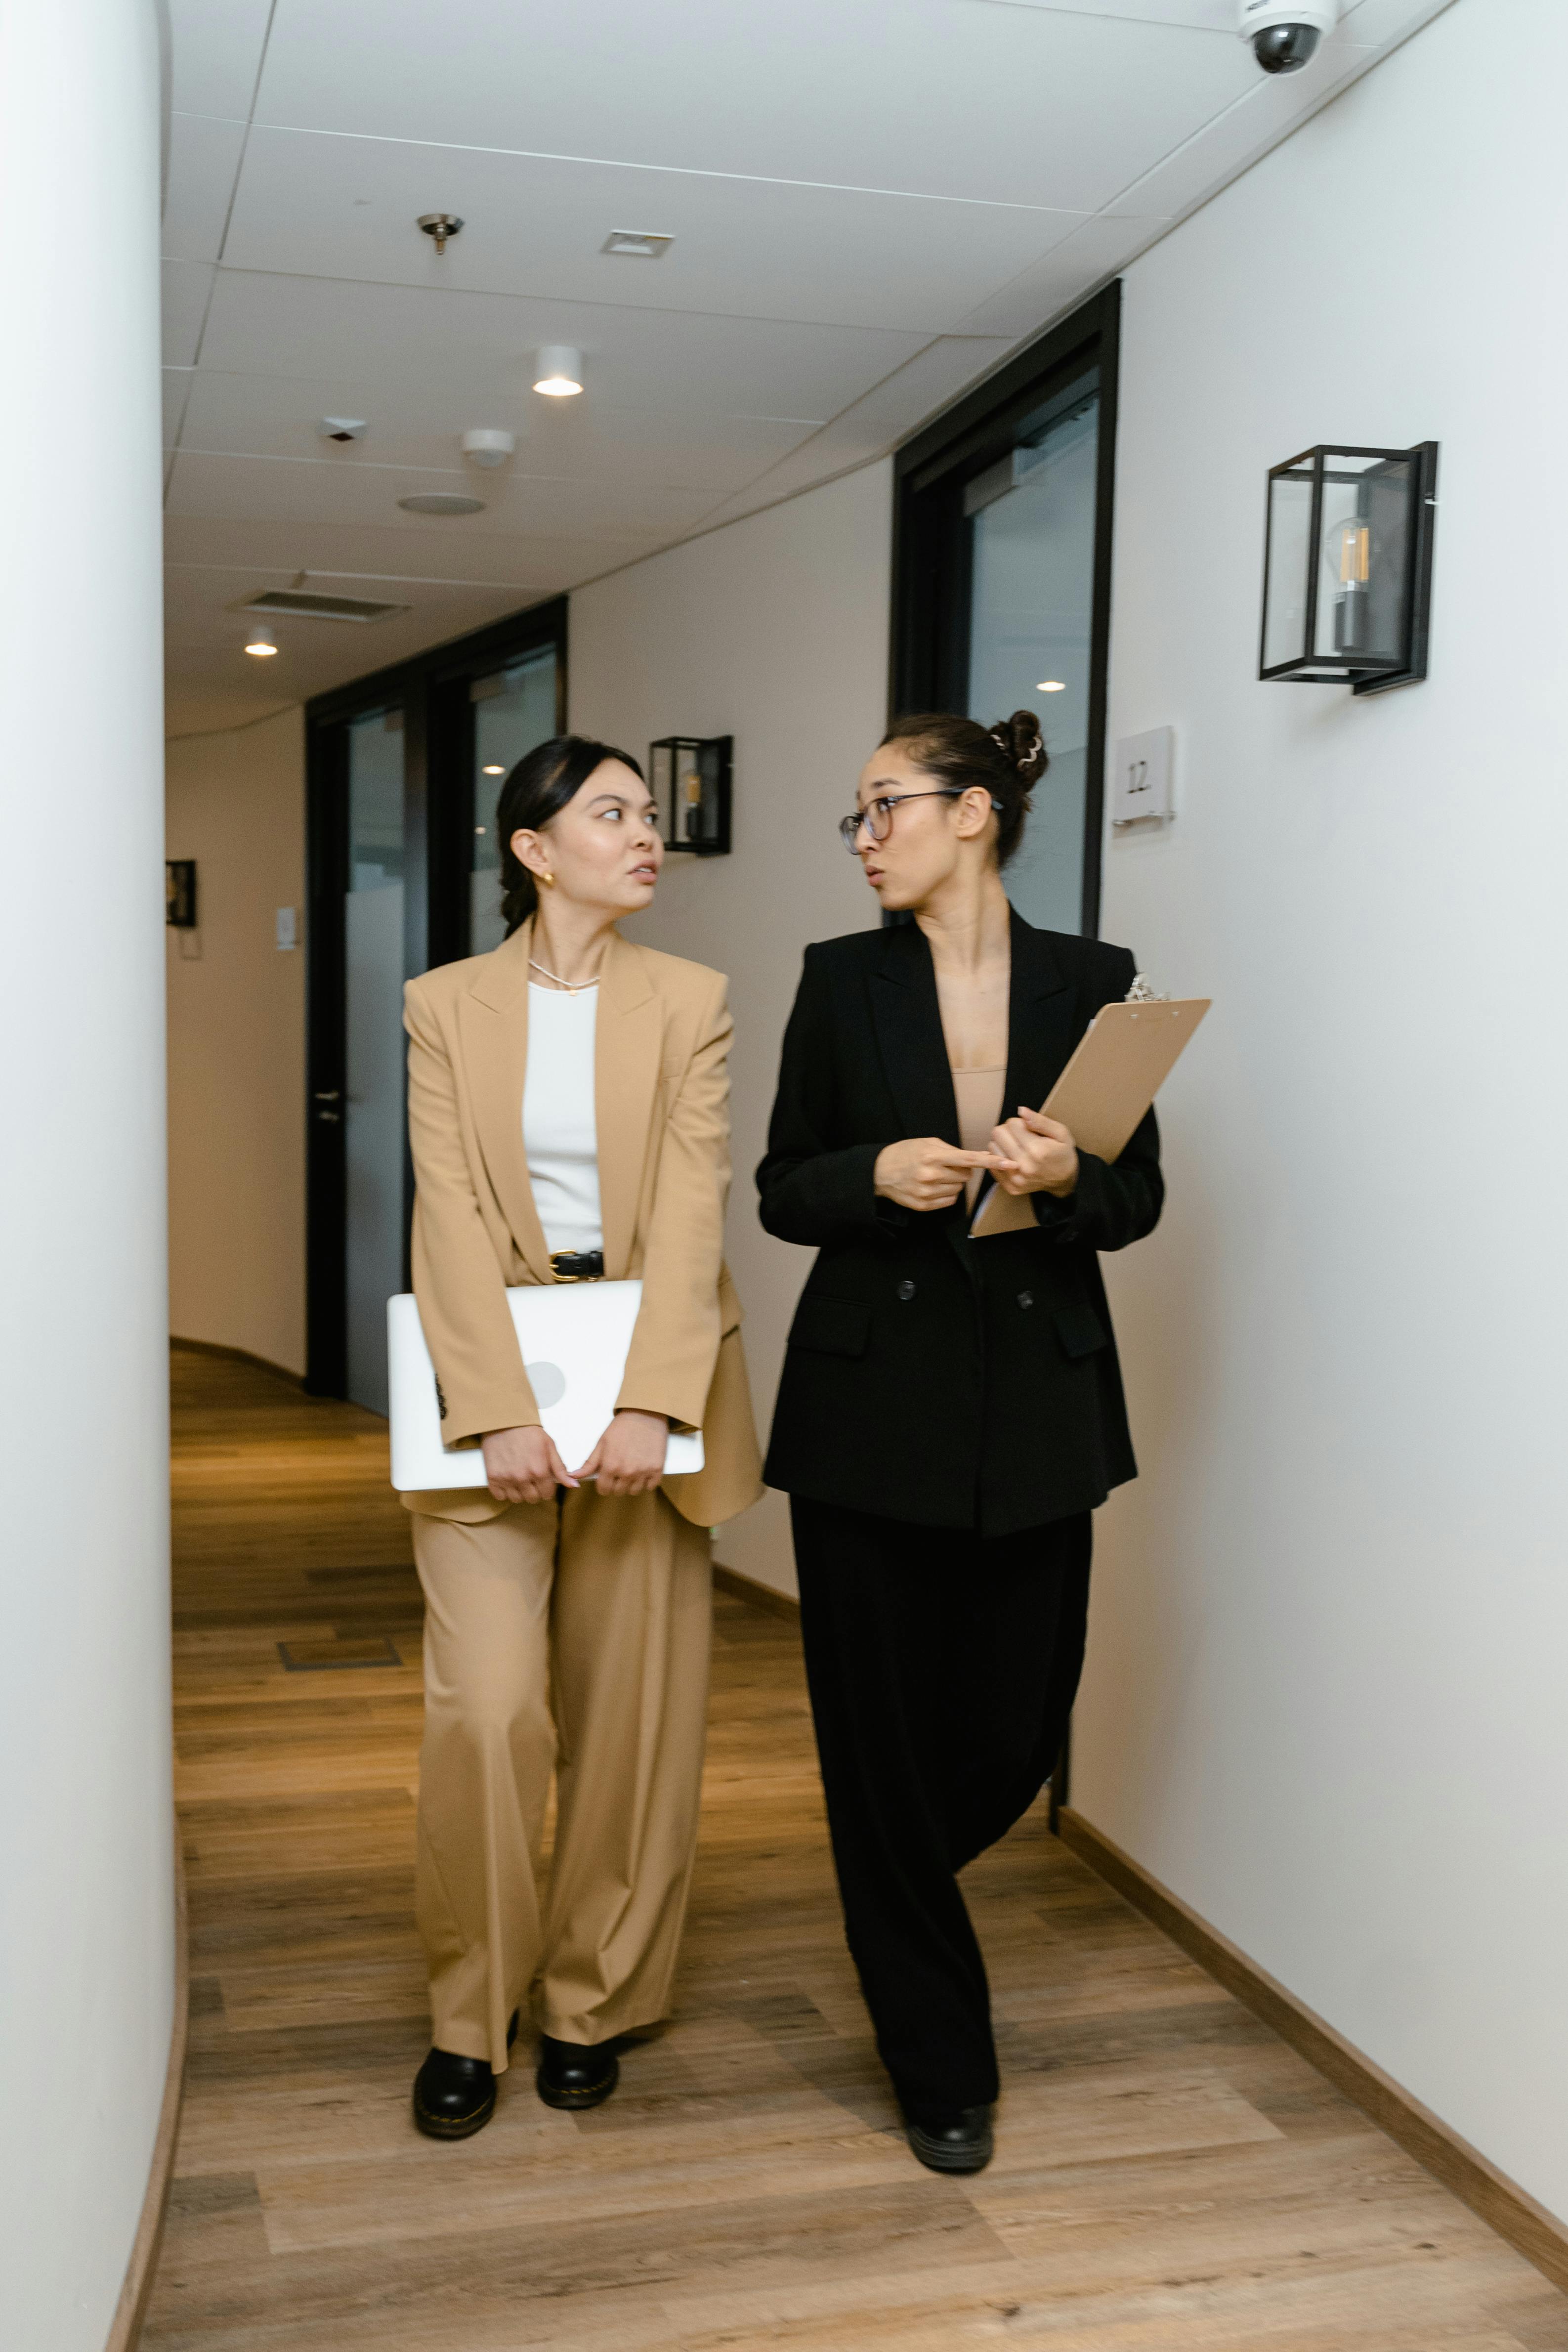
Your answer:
[1124,973,1169,1004]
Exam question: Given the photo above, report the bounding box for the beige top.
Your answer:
[952,1065,1005,1208]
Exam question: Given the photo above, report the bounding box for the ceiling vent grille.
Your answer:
[234,590,409,624]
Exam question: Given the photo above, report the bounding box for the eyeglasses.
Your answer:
[840,788,969,854]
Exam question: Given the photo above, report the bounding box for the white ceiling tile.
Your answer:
[980,0,1232,22]
[1335,0,1454,48]
[195,270,931,423]
[163,113,249,265]
[955,212,1167,335]
[162,259,214,367]
[165,448,723,544]
[166,511,585,588]
[163,369,195,448]
[1101,17,1376,217]
[254,0,1258,215]
[167,0,274,118]
[177,368,822,491]
[700,336,1017,524]
[222,129,1089,336]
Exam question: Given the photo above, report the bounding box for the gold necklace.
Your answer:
[528,957,600,995]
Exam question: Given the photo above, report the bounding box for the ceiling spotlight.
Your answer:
[533,344,584,397]
[244,625,279,658]
[602,230,673,259]
[319,417,367,442]
[482,764,506,775]
[417,212,464,255]
[461,428,516,469]
[398,492,486,516]
[1036,679,1067,692]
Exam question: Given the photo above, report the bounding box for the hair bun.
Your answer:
[988,709,1049,788]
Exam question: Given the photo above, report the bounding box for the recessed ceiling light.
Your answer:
[1036,679,1067,691]
[482,764,505,775]
[533,344,584,397]
[244,626,279,658]
[602,230,673,259]
[398,492,486,516]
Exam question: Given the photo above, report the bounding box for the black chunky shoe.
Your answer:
[536,2032,619,2111]
[412,2010,519,2141]
[903,2104,995,2175]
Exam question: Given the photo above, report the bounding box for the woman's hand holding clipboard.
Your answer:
[970,991,1210,1239]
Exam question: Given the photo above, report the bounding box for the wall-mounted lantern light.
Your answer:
[649,736,732,855]
[166,860,198,928]
[1259,441,1438,694]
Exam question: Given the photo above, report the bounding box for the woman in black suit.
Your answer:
[757,710,1162,2176]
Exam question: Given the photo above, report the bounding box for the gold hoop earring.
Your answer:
[538,871,555,889]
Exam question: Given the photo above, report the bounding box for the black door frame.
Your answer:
[890,281,1121,940]
[304,597,568,1396]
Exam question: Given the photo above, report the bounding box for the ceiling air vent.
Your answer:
[234,590,409,625]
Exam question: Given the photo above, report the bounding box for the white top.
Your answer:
[521,984,604,1257]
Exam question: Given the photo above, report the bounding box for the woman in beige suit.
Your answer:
[403,733,762,2139]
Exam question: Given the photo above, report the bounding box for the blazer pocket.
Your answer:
[788,1295,872,1360]
[1054,1303,1108,1361]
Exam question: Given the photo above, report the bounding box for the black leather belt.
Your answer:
[550,1249,604,1283]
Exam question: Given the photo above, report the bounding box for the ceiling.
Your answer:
[163,0,1449,736]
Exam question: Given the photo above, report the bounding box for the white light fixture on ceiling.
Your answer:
[461,428,515,469]
[533,345,584,398]
[481,763,506,775]
[398,492,486,516]
[602,230,673,259]
[1036,679,1067,692]
[244,625,279,658]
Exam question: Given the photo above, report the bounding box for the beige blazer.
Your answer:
[401,917,763,1530]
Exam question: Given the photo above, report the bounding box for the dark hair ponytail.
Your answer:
[494,734,644,936]
[879,709,1048,869]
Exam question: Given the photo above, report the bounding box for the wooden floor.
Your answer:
[146,1347,1568,2352]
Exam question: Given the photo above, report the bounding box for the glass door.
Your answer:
[892,285,1119,941]
[469,647,560,955]
[965,374,1099,935]
[343,708,406,1415]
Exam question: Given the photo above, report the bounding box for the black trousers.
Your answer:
[791,1495,1092,2120]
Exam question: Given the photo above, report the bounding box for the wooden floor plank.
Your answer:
[143,1345,1568,2351]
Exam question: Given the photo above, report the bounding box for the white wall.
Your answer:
[167,707,308,1374]
[1082,0,1568,2223]
[0,1,175,2344]
[571,463,893,1593]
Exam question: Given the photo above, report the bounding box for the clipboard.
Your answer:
[970,996,1210,1238]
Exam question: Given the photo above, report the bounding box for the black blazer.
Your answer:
[756,911,1163,1536]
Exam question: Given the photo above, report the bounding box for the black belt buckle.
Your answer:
[550,1249,605,1283]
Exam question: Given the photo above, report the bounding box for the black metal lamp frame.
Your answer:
[649,734,732,855]
[1259,440,1438,695]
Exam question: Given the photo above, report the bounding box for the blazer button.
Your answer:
[896,1279,916,1302]
[1017,1290,1034,1310]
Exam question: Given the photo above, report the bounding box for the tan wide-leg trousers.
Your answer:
[410,1485,712,2072]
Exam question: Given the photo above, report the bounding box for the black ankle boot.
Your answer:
[413,2047,496,2139]
[412,2010,520,2141]
[536,2032,619,2111]
[902,2103,994,2175]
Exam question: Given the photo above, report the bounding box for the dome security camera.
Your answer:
[1237,0,1337,73]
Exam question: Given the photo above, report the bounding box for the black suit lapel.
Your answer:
[1002,910,1079,1122]
[869,924,960,1146]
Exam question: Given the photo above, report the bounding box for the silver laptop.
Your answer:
[386,1280,704,1492]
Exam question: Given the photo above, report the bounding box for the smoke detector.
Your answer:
[461,428,516,470]
[318,417,368,442]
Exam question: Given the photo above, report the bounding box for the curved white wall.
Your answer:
[0,2,174,2343]
[1082,0,1568,2225]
